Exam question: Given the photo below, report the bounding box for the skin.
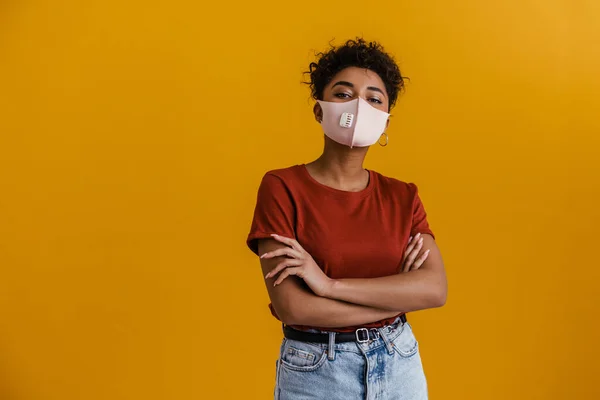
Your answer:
[257,236,425,328]
[257,66,447,327]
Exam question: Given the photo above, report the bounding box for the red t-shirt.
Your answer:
[246,164,434,332]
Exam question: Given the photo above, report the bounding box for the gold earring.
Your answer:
[379,133,388,147]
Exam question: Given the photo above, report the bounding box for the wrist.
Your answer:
[323,278,340,298]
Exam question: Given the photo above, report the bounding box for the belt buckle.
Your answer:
[355,328,369,343]
[370,328,380,339]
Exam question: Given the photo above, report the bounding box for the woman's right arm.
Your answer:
[258,238,399,328]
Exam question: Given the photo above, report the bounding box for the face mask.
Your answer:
[317,97,390,148]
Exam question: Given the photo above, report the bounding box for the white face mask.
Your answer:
[317,97,390,148]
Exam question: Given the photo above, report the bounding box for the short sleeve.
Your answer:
[246,173,297,255]
[409,183,435,239]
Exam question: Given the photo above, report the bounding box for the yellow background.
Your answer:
[1,0,599,399]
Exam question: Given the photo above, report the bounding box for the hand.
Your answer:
[261,234,334,297]
[401,232,430,273]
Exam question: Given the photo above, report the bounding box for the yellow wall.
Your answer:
[1,1,599,399]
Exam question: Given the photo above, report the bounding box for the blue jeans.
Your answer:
[274,317,428,399]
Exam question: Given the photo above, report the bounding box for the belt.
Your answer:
[283,314,407,344]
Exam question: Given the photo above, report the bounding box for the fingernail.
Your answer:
[271,234,278,237]
[265,273,269,278]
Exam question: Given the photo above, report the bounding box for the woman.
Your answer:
[246,38,447,400]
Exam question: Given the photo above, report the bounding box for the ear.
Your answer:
[313,102,323,123]
[385,116,391,130]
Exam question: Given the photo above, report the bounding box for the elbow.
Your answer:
[272,305,296,326]
[278,309,301,326]
[432,292,447,308]
[430,284,447,308]
[427,271,448,308]
[272,298,305,326]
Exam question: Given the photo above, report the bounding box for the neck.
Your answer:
[307,138,369,190]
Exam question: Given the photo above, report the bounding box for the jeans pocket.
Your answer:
[279,338,328,372]
[392,322,419,358]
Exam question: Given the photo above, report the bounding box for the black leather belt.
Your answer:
[283,314,407,344]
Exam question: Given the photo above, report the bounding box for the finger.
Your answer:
[402,252,417,273]
[260,247,302,260]
[402,237,414,264]
[410,250,430,271]
[411,233,421,246]
[408,238,424,259]
[273,267,302,286]
[410,249,430,271]
[403,239,424,271]
[403,242,419,264]
[265,258,303,279]
[402,262,409,273]
[271,234,304,253]
[403,237,423,271]
[402,250,413,272]
[402,233,421,263]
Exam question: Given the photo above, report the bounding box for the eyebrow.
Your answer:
[331,81,386,96]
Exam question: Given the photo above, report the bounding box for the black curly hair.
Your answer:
[305,38,406,110]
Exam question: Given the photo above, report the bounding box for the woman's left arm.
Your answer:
[326,234,447,311]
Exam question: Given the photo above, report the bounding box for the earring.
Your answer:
[379,133,388,147]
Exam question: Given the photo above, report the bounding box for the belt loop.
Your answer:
[327,332,336,361]
[378,327,394,355]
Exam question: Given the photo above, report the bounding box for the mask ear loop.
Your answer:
[378,133,389,147]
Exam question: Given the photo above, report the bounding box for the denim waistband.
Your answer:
[294,315,407,354]
[304,315,405,335]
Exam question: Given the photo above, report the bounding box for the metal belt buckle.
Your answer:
[355,328,369,343]
[370,328,380,339]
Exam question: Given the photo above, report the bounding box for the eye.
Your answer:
[369,98,383,104]
[334,93,351,99]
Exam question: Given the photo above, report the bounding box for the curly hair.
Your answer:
[304,38,406,110]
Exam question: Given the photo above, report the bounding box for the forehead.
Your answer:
[325,66,386,92]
